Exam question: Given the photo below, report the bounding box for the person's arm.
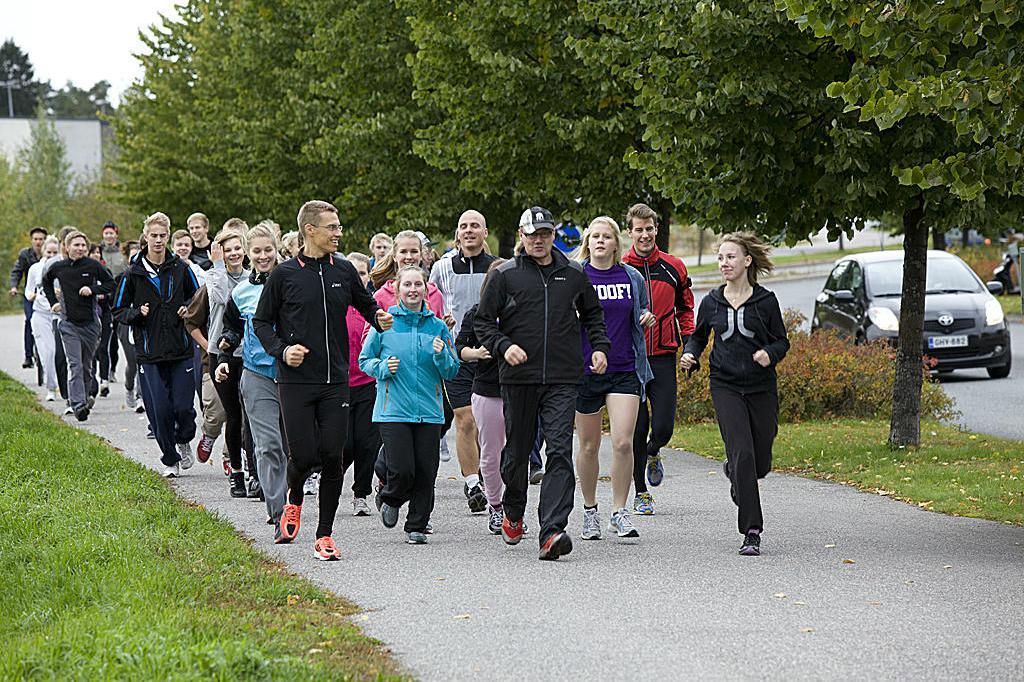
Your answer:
[674,261,695,338]
[94,261,115,298]
[357,327,391,380]
[762,295,790,366]
[474,269,514,359]
[347,262,383,331]
[253,270,287,360]
[576,274,611,355]
[25,265,41,301]
[41,264,59,308]
[183,285,210,347]
[112,273,143,325]
[455,307,484,361]
[9,249,29,291]
[681,296,712,372]
[433,324,461,380]
[218,297,245,354]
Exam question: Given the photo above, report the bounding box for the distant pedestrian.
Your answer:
[25,236,61,401]
[9,226,47,369]
[680,232,789,556]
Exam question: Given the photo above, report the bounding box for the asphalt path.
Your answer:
[4,313,1022,680]
[694,276,1024,441]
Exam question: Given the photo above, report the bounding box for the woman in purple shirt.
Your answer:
[574,217,656,541]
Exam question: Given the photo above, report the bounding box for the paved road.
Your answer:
[694,276,1024,441]
[4,314,1022,680]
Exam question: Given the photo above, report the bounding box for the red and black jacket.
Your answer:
[623,245,695,357]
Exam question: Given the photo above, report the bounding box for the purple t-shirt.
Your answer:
[582,263,636,374]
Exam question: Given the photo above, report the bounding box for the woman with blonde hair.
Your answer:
[680,232,789,556]
[571,217,655,541]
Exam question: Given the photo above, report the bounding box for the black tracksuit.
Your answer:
[475,250,610,544]
[112,250,201,466]
[42,257,115,325]
[684,284,790,534]
[10,245,40,361]
[252,251,381,539]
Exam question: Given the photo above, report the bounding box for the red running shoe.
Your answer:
[313,536,341,561]
[539,531,573,561]
[196,434,215,463]
[501,515,524,545]
[279,503,302,543]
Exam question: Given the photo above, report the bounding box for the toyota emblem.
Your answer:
[938,314,954,326]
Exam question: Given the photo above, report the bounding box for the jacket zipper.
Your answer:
[534,261,551,383]
[319,263,330,383]
[643,259,654,355]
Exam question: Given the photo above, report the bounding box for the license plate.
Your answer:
[928,335,968,349]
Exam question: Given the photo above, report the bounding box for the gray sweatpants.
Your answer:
[240,369,287,524]
[59,319,100,412]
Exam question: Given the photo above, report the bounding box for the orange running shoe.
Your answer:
[313,536,341,561]
[279,503,301,543]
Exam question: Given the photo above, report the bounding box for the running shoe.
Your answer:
[352,497,371,516]
[313,536,341,561]
[279,503,301,542]
[380,502,399,529]
[146,426,155,439]
[439,437,451,462]
[539,531,573,561]
[135,398,145,414]
[487,506,503,535]
[162,463,179,478]
[86,396,95,410]
[739,531,761,556]
[373,480,383,511]
[529,464,544,485]
[581,507,602,540]
[501,515,524,545]
[63,403,73,416]
[74,408,89,422]
[124,390,136,411]
[45,391,55,402]
[177,443,194,470]
[22,358,33,369]
[466,484,487,514]
[196,434,215,463]
[247,477,262,499]
[303,472,320,497]
[221,456,231,476]
[646,454,665,487]
[229,471,247,498]
[609,509,640,538]
[633,492,655,516]
[99,381,109,398]
[425,521,434,534]
[406,531,427,545]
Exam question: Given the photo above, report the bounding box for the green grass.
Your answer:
[670,419,1024,525]
[0,373,403,680]
[685,244,884,275]
[996,294,1022,317]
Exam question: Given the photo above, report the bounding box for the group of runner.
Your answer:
[9,200,788,560]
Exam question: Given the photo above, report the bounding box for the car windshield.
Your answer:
[865,257,982,297]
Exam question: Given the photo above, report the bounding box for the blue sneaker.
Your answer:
[407,531,427,544]
[633,492,654,516]
[646,455,664,487]
[380,502,399,529]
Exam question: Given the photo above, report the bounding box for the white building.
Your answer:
[0,117,104,182]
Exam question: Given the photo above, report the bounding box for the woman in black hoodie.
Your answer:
[681,232,789,556]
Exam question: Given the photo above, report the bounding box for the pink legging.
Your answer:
[471,393,505,509]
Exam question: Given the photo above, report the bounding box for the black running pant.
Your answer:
[344,382,380,498]
[633,354,677,494]
[500,383,576,545]
[210,352,245,471]
[278,382,349,539]
[710,386,777,534]
[94,304,113,382]
[379,422,440,533]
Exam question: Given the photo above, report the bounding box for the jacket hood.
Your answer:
[132,247,182,273]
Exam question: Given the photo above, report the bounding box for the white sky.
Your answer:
[3,0,182,104]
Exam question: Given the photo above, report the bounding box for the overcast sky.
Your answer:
[4,0,181,104]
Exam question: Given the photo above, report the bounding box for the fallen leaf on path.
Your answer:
[842,559,856,564]
[824,543,836,548]
[436,577,446,581]
[773,593,787,599]
[598,475,611,482]
[867,601,881,606]
[454,613,471,620]
[794,601,807,606]
[800,627,815,633]
[943,565,952,569]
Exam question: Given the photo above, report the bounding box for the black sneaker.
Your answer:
[739,531,761,556]
[22,358,34,369]
[529,464,544,485]
[466,484,487,514]
[74,407,89,422]
[247,477,262,499]
[229,471,247,498]
[539,531,573,561]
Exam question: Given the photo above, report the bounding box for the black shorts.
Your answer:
[445,362,476,410]
[576,371,641,414]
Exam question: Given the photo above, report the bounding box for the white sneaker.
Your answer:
[63,403,74,415]
[45,391,55,402]
[303,472,320,496]
[162,463,180,478]
[124,391,137,411]
[439,437,451,462]
[177,442,194,470]
[609,508,640,538]
[581,507,603,540]
[352,497,371,516]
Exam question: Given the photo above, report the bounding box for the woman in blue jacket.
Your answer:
[360,265,460,544]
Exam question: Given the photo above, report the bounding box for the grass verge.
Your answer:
[670,419,1023,525]
[0,372,402,680]
[996,294,1022,318]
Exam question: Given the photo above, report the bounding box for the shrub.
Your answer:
[676,310,957,424]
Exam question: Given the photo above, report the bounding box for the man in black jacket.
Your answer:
[112,212,201,477]
[254,200,392,562]
[9,226,48,368]
[43,230,114,421]
[475,206,610,561]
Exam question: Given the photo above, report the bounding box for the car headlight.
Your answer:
[985,299,1005,326]
[867,306,900,332]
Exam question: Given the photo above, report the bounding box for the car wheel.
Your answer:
[987,361,1011,379]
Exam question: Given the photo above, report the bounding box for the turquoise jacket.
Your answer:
[230,275,276,380]
[359,303,460,424]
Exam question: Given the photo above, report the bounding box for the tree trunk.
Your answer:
[888,195,927,448]
[931,224,946,251]
[655,197,672,253]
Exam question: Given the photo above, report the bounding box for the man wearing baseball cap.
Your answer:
[475,206,610,560]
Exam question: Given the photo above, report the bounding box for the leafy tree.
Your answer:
[47,80,114,118]
[0,39,44,117]
[16,110,72,228]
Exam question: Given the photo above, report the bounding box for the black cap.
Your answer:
[28,226,48,237]
[519,206,556,234]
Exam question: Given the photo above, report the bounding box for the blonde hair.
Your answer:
[64,229,89,249]
[186,212,209,229]
[347,252,371,269]
[214,229,246,251]
[254,219,281,239]
[573,216,624,263]
[369,229,421,289]
[395,264,427,285]
[246,224,279,250]
[369,233,393,250]
[42,235,60,251]
[280,231,300,257]
[296,200,338,231]
[222,217,248,234]
[719,232,774,286]
[144,212,171,230]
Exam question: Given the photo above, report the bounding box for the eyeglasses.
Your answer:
[315,223,343,233]
[522,231,554,240]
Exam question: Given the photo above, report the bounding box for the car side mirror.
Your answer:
[833,289,855,303]
[986,280,1005,295]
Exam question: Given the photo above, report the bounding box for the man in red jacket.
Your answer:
[622,203,694,515]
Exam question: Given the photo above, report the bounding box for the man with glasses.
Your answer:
[254,200,393,562]
[475,206,610,561]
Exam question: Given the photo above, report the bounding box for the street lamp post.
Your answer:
[0,79,18,117]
